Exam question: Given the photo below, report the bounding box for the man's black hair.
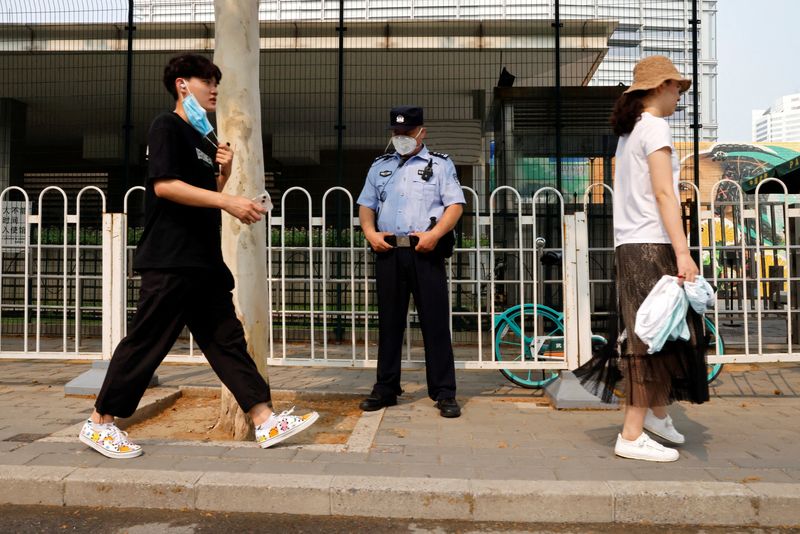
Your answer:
[163,54,222,100]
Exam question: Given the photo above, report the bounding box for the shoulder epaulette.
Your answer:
[430,151,450,160]
[373,153,394,163]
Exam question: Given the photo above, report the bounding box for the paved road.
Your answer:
[1,505,796,533]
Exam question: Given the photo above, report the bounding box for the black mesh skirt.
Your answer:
[575,243,710,407]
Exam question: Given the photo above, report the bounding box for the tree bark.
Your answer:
[212,0,270,440]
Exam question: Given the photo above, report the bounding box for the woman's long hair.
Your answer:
[610,90,647,136]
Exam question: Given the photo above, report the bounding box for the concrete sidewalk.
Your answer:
[0,359,799,526]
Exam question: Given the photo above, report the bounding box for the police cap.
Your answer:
[388,105,424,131]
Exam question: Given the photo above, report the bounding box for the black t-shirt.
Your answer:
[133,112,227,272]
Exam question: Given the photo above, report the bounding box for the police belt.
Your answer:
[384,235,419,248]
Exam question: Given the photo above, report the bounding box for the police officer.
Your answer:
[356,106,465,418]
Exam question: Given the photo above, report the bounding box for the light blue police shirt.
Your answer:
[356,145,466,236]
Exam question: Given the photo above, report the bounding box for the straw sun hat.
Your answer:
[624,55,691,94]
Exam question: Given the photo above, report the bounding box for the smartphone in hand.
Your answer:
[252,191,272,211]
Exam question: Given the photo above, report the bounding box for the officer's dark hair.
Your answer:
[163,54,222,100]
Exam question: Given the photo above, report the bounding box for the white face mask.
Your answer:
[390,130,421,156]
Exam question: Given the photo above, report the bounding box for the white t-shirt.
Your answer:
[613,112,680,247]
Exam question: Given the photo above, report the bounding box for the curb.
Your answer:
[1,466,798,526]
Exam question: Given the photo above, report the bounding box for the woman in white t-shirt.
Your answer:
[577,56,710,463]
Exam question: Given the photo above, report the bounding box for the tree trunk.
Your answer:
[212,0,270,440]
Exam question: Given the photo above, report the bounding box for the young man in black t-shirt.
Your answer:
[78,54,318,459]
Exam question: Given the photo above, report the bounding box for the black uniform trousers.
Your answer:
[372,247,457,401]
[95,268,271,418]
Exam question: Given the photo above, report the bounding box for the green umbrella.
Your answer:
[741,154,800,193]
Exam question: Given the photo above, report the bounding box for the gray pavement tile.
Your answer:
[312,451,368,464]
[323,462,405,477]
[399,464,479,479]
[0,442,23,453]
[247,461,330,475]
[706,467,797,483]
[783,469,800,481]
[0,428,31,441]
[633,467,718,481]
[99,455,189,471]
[400,445,472,457]
[555,466,638,481]
[373,435,413,446]
[220,447,298,460]
[172,457,255,473]
[667,456,738,468]
[439,452,521,467]
[474,466,557,480]
[11,442,84,455]
[26,452,106,469]
[142,444,230,458]
[369,445,403,454]
[291,450,322,462]
[366,451,440,465]
[0,449,42,466]
[536,446,605,458]
[380,415,412,424]
[729,456,800,469]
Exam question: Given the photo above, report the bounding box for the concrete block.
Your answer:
[0,465,74,505]
[64,468,202,509]
[749,483,800,526]
[471,480,613,523]
[330,476,471,520]
[608,481,757,525]
[544,371,620,410]
[196,472,332,515]
[65,361,158,396]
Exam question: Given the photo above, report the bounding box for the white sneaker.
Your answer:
[644,409,685,445]
[255,407,319,449]
[614,432,679,462]
[79,419,143,459]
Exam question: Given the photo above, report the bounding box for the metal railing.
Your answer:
[2,182,800,371]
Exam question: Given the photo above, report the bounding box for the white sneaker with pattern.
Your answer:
[614,432,679,462]
[644,409,686,445]
[256,407,319,449]
[79,419,143,459]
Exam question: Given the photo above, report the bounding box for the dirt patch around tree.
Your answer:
[124,388,363,445]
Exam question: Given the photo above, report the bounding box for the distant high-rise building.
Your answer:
[752,93,800,142]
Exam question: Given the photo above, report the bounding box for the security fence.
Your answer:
[2,183,800,376]
[1,1,715,214]
[0,1,741,375]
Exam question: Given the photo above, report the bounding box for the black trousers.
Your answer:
[95,268,271,418]
[372,248,457,401]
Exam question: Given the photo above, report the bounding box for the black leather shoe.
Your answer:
[359,395,397,412]
[436,398,461,418]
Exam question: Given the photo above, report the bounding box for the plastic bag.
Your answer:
[684,276,715,314]
[635,275,690,354]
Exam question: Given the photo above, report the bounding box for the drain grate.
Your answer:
[3,433,49,443]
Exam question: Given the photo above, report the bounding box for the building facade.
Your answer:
[0,0,717,204]
[133,0,719,144]
[753,93,800,143]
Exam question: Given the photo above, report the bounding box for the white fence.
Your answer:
[2,181,800,372]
